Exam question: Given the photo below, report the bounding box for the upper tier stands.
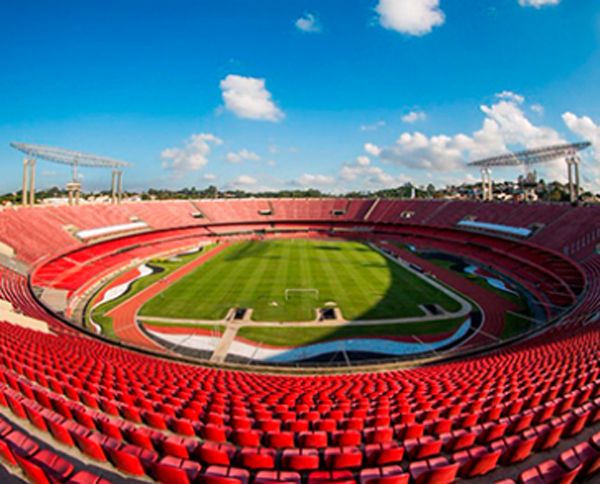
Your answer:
[0,201,199,264]
[1,199,599,266]
[530,204,600,259]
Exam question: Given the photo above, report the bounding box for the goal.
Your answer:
[285,288,319,301]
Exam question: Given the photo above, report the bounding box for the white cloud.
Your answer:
[480,99,563,149]
[340,156,408,188]
[379,132,471,171]
[360,120,386,131]
[364,143,382,157]
[402,111,427,123]
[531,103,544,115]
[373,94,564,173]
[376,0,445,36]
[357,155,371,166]
[496,91,524,104]
[231,175,257,186]
[563,113,600,152]
[226,149,260,163]
[161,133,222,172]
[220,75,284,122]
[518,0,560,8]
[296,173,335,186]
[202,173,216,181]
[295,13,321,33]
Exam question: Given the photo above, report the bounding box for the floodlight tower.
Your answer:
[468,142,591,203]
[10,142,131,206]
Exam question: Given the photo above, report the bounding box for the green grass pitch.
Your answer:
[139,239,462,322]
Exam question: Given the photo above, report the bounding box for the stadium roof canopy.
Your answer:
[468,141,591,168]
[10,142,131,168]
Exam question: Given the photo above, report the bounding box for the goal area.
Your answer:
[285,288,319,301]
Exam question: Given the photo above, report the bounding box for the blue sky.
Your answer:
[1,0,600,193]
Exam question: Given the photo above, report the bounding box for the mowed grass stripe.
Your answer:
[142,243,242,319]
[282,239,317,321]
[290,240,315,321]
[252,240,293,320]
[315,242,337,307]
[219,242,268,312]
[268,240,292,302]
[343,245,411,319]
[329,243,386,320]
[140,239,462,322]
[187,245,245,318]
[191,250,237,318]
[238,241,284,317]
[347,243,395,316]
[316,243,359,317]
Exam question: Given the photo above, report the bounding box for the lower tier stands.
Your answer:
[0,253,598,481]
[0,267,74,335]
[32,227,211,293]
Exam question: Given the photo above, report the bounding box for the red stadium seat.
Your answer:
[453,446,501,478]
[359,466,409,484]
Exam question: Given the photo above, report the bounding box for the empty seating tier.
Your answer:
[0,199,599,482]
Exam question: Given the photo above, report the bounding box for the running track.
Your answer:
[106,243,230,350]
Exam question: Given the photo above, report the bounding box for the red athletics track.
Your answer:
[378,241,518,346]
[106,243,230,350]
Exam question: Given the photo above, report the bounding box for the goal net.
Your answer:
[285,288,319,301]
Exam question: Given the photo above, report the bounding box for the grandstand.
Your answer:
[0,198,599,483]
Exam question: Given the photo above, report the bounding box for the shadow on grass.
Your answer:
[139,241,488,366]
[233,247,469,363]
[351,252,461,321]
[218,240,462,322]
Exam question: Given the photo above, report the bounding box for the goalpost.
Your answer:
[285,288,319,301]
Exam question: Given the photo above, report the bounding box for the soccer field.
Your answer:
[139,239,462,322]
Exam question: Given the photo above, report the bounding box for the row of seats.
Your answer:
[0,412,113,483]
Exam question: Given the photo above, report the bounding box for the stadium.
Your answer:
[2,1,600,483]
[1,168,600,482]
